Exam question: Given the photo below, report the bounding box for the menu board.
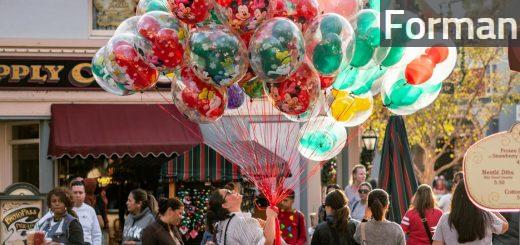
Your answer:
[464,123,520,210]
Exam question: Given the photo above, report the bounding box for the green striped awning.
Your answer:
[162,143,242,182]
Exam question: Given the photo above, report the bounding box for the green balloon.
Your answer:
[215,34,239,57]
[259,37,283,79]
[357,11,377,35]
[381,47,405,67]
[299,130,337,154]
[385,79,423,108]
[190,34,212,57]
[313,33,343,75]
[350,38,374,68]
[333,67,386,95]
[272,20,295,46]
[205,56,225,79]
[320,14,343,35]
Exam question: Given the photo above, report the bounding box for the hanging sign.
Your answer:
[0,183,45,244]
[464,122,520,211]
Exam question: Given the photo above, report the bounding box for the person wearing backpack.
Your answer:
[311,189,360,245]
[401,184,443,244]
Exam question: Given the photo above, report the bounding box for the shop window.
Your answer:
[10,123,40,188]
[91,0,138,32]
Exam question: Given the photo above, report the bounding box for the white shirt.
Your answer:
[73,203,102,245]
[215,212,265,245]
[433,212,506,245]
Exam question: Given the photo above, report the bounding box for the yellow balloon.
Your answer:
[331,89,350,99]
[352,96,372,112]
[331,95,356,122]
[330,92,373,122]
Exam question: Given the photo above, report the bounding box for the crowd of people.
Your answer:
[31,165,517,245]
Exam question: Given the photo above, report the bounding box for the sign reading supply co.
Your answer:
[0,59,170,90]
[0,183,45,244]
[463,122,520,211]
[0,59,98,90]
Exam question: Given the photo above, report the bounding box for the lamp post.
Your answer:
[361,127,378,174]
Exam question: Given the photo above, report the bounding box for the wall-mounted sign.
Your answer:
[0,183,45,245]
[0,59,170,90]
[464,123,520,211]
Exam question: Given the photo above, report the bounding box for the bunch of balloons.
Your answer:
[93,0,457,161]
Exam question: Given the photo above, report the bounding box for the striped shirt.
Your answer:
[215,212,265,245]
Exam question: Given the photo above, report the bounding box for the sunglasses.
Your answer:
[358,189,370,194]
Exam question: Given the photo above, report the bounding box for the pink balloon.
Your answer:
[316,0,360,20]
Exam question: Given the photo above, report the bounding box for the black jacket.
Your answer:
[311,216,360,245]
[142,218,184,245]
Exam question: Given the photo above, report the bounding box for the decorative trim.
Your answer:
[0,38,107,57]
[48,151,180,160]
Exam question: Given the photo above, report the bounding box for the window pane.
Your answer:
[12,124,39,140]
[12,144,39,187]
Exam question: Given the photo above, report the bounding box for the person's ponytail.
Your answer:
[368,189,389,221]
[147,193,158,215]
[335,205,351,233]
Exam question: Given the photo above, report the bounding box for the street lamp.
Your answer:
[362,127,378,152]
[361,127,378,175]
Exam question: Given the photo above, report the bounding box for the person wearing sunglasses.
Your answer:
[350,182,372,222]
[206,188,280,244]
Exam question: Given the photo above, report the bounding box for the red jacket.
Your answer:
[278,209,307,245]
[400,208,443,245]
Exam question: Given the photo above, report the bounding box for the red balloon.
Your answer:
[179,67,226,117]
[152,28,185,68]
[269,0,319,31]
[405,55,435,85]
[267,63,319,115]
[319,75,334,89]
[167,0,212,24]
[137,15,161,41]
[214,0,270,34]
[113,41,159,91]
[426,46,449,64]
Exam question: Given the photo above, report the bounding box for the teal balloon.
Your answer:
[312,33,343,75]
[366,27,381,47]
[333,67,386,95]
[357,11,377,35]
[299,130,337,154]
[368,0,381,12]
[381,47,405,67]
[384,79,423,108]
[350,38,374,68]
[146,0,168,12]
[424,81,442,94]
[320,14,343,35]
[333,67,358,90]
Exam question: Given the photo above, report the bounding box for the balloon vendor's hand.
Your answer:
[266,206,279,219]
